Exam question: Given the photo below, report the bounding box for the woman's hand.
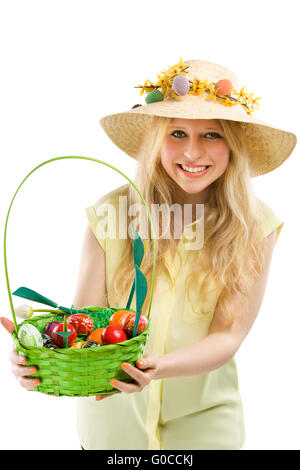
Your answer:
[0,317,40,390]
[95,353,160,401]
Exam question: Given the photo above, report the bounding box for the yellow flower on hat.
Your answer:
[135,58,262,115]
[239,85,246,97]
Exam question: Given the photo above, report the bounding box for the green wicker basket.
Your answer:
[4,156,156,397]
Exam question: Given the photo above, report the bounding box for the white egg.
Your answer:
[18,324,43,347]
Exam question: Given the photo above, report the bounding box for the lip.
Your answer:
[177,164,211,178]
[178,163,211,168]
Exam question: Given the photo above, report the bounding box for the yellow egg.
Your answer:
[71,341,85,348]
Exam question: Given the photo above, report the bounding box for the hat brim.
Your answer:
[100,95,297,177]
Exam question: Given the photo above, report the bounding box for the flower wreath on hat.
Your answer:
[134,57,261,116]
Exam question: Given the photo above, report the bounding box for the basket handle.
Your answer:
[3,156,156,334]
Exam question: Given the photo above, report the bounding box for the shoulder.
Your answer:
[256,198,281,221]
[256,198,284,245]
[92,183,130,213]
[85,184,130,249]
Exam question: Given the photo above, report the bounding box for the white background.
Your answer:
[0,0,299,450]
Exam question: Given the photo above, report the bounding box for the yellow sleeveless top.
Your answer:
[76,184,284,450]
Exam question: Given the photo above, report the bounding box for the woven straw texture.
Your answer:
[100,59,297,177]
[12,313,150,397]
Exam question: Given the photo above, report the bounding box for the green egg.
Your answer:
[145,90,164,104]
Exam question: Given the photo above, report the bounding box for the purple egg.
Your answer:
[45,321,61,338]
[172,75,189,96]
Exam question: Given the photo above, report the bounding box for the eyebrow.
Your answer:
[169,126,221,131]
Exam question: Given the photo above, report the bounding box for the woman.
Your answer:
[2,59,297,450]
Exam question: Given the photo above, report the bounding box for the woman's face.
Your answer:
[160,118,230,203]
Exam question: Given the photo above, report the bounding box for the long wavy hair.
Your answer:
[110,116,265,327]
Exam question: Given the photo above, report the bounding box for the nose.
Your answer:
[183,136,207,162]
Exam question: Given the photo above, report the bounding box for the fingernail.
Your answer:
[96,396,104,401]
[110,379,118,386]
[137,360,144,366]
[33,380,40,386]
[122,363,129,369]
[29,367,37,374]
[20,356,27,364]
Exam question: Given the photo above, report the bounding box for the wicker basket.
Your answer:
[4,156,156,397]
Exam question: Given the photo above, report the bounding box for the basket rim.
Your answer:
[12,312,151,353]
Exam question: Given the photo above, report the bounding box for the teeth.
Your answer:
[180,164,209,173]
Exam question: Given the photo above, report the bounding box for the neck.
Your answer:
[173,186,210,206]
[170,188,210,228]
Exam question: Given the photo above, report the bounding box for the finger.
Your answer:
[121,363,149,387]
[95,394,112,401]
[0,317,15,334]
[110,378,142,394]
[136,359,145,368]
[17,375,40,390]
[135,354,156,370]
[10,348,28,366]
[12,363,38,377]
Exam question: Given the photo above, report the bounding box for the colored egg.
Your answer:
[44,321,61,337]
[44,342,59,349]
[172,75,190,96]
[18,324,43,348]
[123,314,148,338]
[109,310,131,329]
[71,341,85,348]
[145,90,164,104]
[81,340,100,348]
[67,314,94,335]
[101,326,127,345]
[41,333,53,347]
[51,323,77,347]
[215,79,232,96]
[88,328,105,345]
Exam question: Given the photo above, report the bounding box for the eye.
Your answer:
[170,130,186,138]
[205,132,222,139]
[170,130,223,139]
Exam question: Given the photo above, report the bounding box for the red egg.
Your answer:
[123,314,148,338]
[101,326,127,345]
[215,79,232,96]
[51,323,77,347]
[67,314,94,335]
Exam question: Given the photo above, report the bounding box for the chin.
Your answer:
[180,180,209,192]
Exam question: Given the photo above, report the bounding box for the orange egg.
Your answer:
[109,310,132,328]
[71,341,85,348]
[87,328,105,345]
[215,79,232,96]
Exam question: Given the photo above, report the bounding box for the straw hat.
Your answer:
[100,59,297,177]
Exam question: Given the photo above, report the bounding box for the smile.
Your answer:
[177,164,211,178]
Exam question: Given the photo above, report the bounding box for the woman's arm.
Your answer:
[72,224,108,308]
[154,229,277,380]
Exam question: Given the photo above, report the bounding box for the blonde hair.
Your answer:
[111,116,265,327]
